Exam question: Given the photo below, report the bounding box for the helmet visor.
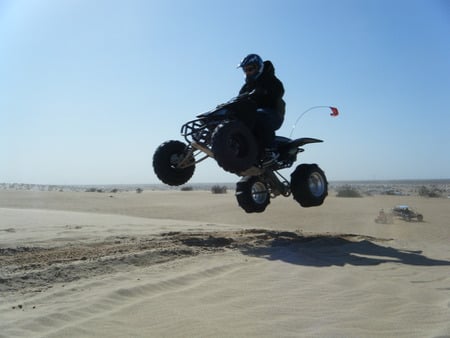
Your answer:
[243,65,257,74]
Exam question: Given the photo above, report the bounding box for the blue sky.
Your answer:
[1,0,449,185]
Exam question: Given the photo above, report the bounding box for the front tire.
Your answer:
[153,140,195,186]
[211,121,258,174]
[235,176,270,213]
[291,164,328,207]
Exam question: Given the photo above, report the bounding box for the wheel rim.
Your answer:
[251,182,268,204]
[308,172,326,197]
[169,153,183,168]
[228,134,247,157]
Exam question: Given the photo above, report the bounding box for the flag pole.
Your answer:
[289,106,339,138]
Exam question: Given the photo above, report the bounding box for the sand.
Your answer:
[1,189,449,337]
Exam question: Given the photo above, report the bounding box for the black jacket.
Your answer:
[239,60,285,116]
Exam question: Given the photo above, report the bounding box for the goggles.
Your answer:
[243,65,257,73]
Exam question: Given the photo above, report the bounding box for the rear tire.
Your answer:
[235,176,270,213]
[291,164,328,207]
[153,140,195,186]
[212,121,258,174]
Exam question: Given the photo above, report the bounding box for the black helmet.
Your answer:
[238,54,264,80]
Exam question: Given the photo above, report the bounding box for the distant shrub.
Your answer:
[418,186,442,198]
[136,188,143,194]
[85,187,103,193]
[110,188,119,193]
[211,185,227,194]
[336,185,362,198]
[180,186,194,191]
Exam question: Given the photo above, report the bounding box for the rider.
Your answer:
[238,53,285,165]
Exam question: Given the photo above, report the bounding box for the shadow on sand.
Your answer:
[237,230,450,267]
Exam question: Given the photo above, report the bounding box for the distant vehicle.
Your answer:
[392,205,424,222]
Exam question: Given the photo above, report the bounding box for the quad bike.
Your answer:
[153,92,337,213]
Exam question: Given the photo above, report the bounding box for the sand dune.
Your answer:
[1,190,449,337]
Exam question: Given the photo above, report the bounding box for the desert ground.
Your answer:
[1,188,449,337]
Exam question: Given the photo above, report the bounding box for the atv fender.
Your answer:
[288,137,323,148]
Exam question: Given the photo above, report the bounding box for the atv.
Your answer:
[153,92,334,213]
